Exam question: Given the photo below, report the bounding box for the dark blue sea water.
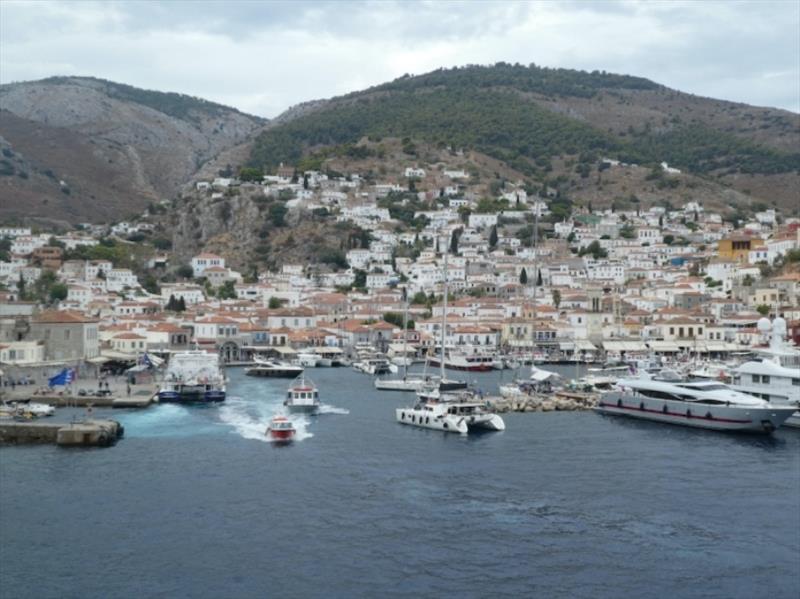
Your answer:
[1,367,799,599]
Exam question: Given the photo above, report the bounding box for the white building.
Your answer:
[191,253,225,277]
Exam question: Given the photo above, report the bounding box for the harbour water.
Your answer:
[1,367,798,598]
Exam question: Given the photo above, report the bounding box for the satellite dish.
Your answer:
[757,317,771,334]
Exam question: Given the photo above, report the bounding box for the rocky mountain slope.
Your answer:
[249,63,800,214]
[0,77,264,223]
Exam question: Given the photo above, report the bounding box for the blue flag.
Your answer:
[48,368,76,387]
[141,353,154,369]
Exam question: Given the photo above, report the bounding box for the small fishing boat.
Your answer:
[266,415,296,441]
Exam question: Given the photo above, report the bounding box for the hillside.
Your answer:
[249,63,800,214]
[0,76,265,223]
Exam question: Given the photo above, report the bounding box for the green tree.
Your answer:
[411,291,428,305]
[449,227,462,255]
[177,264,194,279]
[177,297,186,312]
[536,269,543,286]
[269,203,288,227]
[489,225,498,249]
[142,273,160,295]
[383,312,415,330]
[519,267,528,285]
[268,296,284,309]
[49,282,68,302]
[578,240,608,259]
[552,289,562,310]
[217,280,237,299]
[756,304,770,316]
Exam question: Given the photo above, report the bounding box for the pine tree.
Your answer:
[519,267,528,285]
[536,269,543,286]
[166,294,176,311]
[177,297,186,312]
[489,225,498,249]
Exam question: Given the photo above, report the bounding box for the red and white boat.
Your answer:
[266,415,296,441]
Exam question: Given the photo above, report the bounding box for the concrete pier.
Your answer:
[0,419,124,447]
[1,390,155,408]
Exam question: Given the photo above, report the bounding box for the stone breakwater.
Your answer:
[488,391,598,413]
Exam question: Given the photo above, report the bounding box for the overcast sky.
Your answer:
[1,0,798,117]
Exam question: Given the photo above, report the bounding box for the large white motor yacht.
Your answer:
[597,376,795,433]
[731,317,800,428]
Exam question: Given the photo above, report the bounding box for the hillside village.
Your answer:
[1,150,799,374]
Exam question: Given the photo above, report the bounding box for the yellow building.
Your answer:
[717,235,761,263]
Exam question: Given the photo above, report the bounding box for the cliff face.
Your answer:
[0,77,264,223]
[166,186,369,275]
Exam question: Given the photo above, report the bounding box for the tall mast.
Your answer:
[532,201,539,365]
[440,246,448,381]
[401,286,409,380]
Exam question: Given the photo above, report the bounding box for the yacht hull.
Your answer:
[596,392,795,433]
[245,368,303,378]
[375,378,426,391]
[395,408,505,433]
[395,407,468,434]
[158,390,226,403]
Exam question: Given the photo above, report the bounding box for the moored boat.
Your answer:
[158,350,226,404]
[731,317,800,428]
[596,377,795,433]
[396,398,505,434]
[245,358,304,378]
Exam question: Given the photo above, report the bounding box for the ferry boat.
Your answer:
[245,358,304,378]
[158,350,226,403]
[396,395,505,434]
[731,317,800,428]
[284,374,321,413]
[266,415,296,441]
[427,351,496,372]
[596,377,795,433]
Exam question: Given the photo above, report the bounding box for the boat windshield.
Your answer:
[678,383,728,391]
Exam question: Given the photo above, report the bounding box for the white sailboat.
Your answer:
[375,287,428,391]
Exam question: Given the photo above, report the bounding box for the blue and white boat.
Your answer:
[158,351,226,404]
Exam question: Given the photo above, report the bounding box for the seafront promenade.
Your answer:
[0,377,157,408]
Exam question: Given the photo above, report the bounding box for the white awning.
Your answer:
[647,341,680,352]
[100,350,138,361]
[558,342,575,351]
[602,340,647,352]
[272,346,297,355]
[575,340,597,351]
[314,347,343,355]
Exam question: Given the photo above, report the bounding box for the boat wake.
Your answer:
[118,404,220,438]
[218,396,313,443]
[318,404,349,415]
